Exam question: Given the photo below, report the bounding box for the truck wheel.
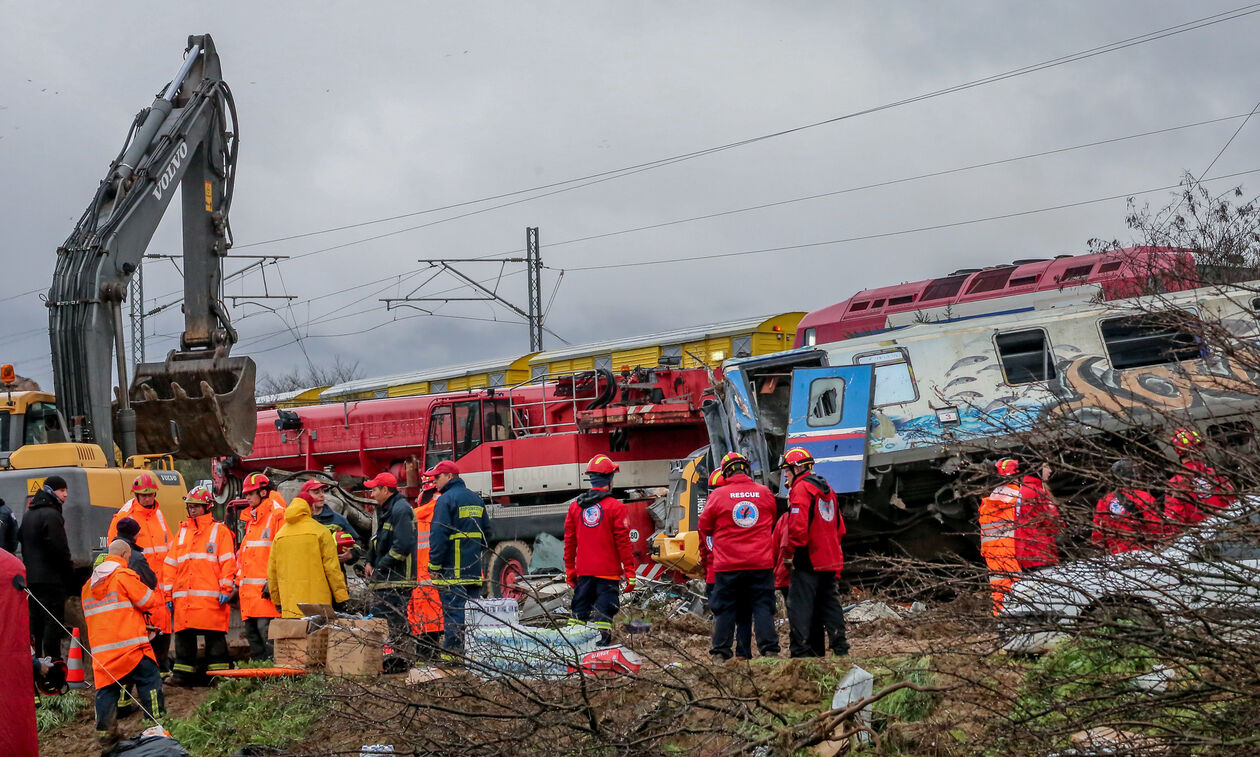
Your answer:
[488,540,533,600]
[214,475,241,506]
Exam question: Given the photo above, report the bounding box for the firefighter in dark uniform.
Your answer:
[362,471,417,641]
[563,455,637,646]
[426,460,492,653]
[779,447,849,658]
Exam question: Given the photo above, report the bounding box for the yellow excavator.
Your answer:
[1,34,255,573]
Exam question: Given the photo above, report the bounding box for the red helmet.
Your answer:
[778,447,815,469]
[183,486,214,506]
[719,451,751,477]
[996,458,1020,477]
[586,455,620,475]
[1171,428,1204,453]
[241,472,270,494]
[334,531,356,553]
[707,470,725,489]
[131,471,159,495]
[421,474,437,491]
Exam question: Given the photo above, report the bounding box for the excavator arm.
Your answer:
[47,34,255,461]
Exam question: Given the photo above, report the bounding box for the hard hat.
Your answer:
[421,474,436,491]
[1171,427,1204,453]
[334,531,356,552]
[586,455,620,475]
[707,469,725,489]
[995,458,1021,477]
[183,486,214,506]
[778,447,815,469]
[241,472,270,494]
[131,471,160,495]
[719,451,751,477]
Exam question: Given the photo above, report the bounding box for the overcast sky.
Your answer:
[3,2,1259,392]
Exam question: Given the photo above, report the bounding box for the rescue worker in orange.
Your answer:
[1165,428,1235,532]
[82,540,163,750]
[106,472,173,669]
[780,448,848,658]
[564,456,637,646]
[1092,458,1162,555]
[980,459,1021,616]
[408,474,444,654]
[163,486,236,686]
[267,480,349,618]
[235,473,287,660]
[1005,459,1062,570]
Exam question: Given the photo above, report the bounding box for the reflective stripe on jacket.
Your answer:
[428,477,491,586]
[235,497,286,619]
[81,555,159,689]
[369,492,417,586]
[164,514,236,632]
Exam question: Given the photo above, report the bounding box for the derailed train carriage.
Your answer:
[654,280,1260,567]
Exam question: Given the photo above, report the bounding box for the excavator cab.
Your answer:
[130,351,257,459]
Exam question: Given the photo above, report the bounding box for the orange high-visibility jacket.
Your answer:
[81,555,160,688]
[107,499,173,584]
[235,496,286,620]
[980,485,1020,615]
[408,498,443,634]
[163,514,237,633]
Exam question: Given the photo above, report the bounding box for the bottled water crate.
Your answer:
[466,597,520,628]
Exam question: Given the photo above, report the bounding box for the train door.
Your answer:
[783,366,874,495]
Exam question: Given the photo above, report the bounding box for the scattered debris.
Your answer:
[623,619,652,635]
[830,665,875,744]
[465,625,601,679]
[1132,664,1176,693]
[406,667,447,685]
[466,597,521,628]
[999,631,1071,656]
[528,532,565,573]
[358,746,395,756]
[570,645,644,677]
[1065,726,1172,755]
[845,601,902,623]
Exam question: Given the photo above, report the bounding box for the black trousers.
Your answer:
[242,617,273,661]
[371,587,412,645]
[172,629,230,685]
[28,583,67,659]
[572,576,620,645]
[708,582,751,653]
[710,569,779,659]
[787,568,848,657]
[96,656,163,734]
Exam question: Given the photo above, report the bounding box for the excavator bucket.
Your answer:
[129,353,257,459]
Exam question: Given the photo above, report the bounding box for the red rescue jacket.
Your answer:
[1014,476,1060,569]
[697,473,776,573]
[563,489,636,580]
[1092,489,1161,555]
[1166,460,1234,531]
[785,473,845,574]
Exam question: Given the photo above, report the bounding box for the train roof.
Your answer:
[528,313,802,365]
[320,354,533,402]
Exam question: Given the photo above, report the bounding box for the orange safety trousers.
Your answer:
[108,499,174,633]
[408,500,443,634]
[980,489,1021,617]
[236,497,286,619]
[81,556,160,688]
[163,515,237,633]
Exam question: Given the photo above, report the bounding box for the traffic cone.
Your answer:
[66,627,88,688]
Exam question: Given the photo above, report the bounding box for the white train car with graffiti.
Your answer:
[689,281,1260,557]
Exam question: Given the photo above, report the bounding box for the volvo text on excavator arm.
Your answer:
[47,34,255,461]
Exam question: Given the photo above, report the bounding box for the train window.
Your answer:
[1009,275,1039,287]
[1101,313,1202,370]
[484,399,512,441]
[489,371,506,388]
[871,299,886,308]
[431,380,447,393]
[1098,261,1123,273]
[849,301,871,312]
[595,356,612,372]
[425,405,454,469]
[0,413,10,452]
[888,295,915,306]
[531,364,547,380]
[1061,264,1094,282]
[995,329,1057,384]
[453,400,482,459]
[732,335,752,358]
[807,377,845,427]
[966,268,1015,295]
[801,328,817,347]
[921,275,969,301]
[855,349,918,406]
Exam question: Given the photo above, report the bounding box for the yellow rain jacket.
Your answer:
[266,497,349,618]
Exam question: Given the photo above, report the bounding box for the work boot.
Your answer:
[97,727,120,755]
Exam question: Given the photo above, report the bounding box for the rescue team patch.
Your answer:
[818,498,835,522]
[581,505,602,527]
[1108,498,1126,515]
[732,501,759,528]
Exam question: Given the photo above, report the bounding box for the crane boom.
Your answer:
[47,33,255,461]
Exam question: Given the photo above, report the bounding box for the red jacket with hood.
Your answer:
[697,473,776,572]
[564,489,635,580]
[785,473,845,574]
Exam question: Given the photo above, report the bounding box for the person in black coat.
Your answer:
[19,475,73,659]
[0,497,18,554]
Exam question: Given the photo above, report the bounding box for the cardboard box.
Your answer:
[325,617,389,677]
[268,618,328,669]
